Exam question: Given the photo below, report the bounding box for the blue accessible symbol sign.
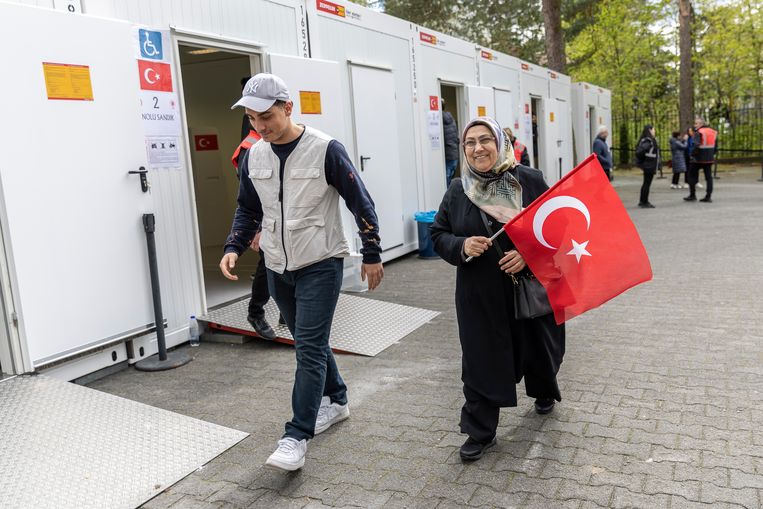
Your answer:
[139,29,163,60]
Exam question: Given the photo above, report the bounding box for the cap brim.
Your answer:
[230,96,277,112]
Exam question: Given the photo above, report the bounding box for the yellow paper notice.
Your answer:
[43,62,94,101]
[299,91,322,115]
[477,106,486,117]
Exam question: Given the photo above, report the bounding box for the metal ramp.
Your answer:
[0,375,248,509]
[199,293,439,357]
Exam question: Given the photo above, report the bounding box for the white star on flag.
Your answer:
[567,239,592,263]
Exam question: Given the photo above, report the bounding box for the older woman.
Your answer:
[430,117,565,461]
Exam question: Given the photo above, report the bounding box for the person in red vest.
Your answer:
[231,78,276,340]
[685,116,717,203]
[503,127,531,167]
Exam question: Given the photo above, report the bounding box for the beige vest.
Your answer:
[247,126,349,273]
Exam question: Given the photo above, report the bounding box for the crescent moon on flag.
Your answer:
[532,196,591,250]
[144,68,159,84]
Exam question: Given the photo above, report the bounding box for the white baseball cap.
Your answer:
[231,73,291,112]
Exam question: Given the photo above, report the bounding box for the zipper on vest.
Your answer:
[279,164,288,269]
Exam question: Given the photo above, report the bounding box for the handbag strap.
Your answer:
[478,210,505,258]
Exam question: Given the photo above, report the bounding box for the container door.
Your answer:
[0,4,155,367]
[268,54,348,141]
[349,65,405,251]
[465,86,495,120]
[494,89,515,134]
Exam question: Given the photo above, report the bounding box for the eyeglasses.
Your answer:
[463,135,496,150]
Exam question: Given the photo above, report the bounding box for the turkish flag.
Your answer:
[505,154,652,324]
[137,60,173,92]
[194,134,219,151]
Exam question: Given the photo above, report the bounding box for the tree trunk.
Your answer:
[678,0,693,131]
[542,0,566,73]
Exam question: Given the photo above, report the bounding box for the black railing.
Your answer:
[612,106,763,165]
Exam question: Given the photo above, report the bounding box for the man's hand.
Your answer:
[361,262,384,291]
[250,231,261,252]
[219,252,239,280]
[499,249,526,274]
[464,236,492,258]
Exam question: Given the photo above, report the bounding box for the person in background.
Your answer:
[684,127,696,189]
[503,126,531,167]
[635,124,660,208]
[431,116,565,462]
[221,74,384,471]
[685,116,717,203]
[231,77,275,340]
[669,130,688,189]
[442,98,459,187]
[592,125,613,181]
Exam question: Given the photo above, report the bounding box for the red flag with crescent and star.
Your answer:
[504,154,652,324]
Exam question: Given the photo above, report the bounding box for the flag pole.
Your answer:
[465,228,505,262]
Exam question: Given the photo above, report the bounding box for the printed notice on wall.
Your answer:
[477,106,486,117]
[428,111,441,149]
[43,62,94,101]
[146,136,180,166]
[299,91,322,114]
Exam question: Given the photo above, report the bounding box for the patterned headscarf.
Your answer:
[460,116,522,223]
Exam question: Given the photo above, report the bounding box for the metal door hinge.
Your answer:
[11,311,18,327]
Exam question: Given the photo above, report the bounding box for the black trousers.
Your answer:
[460,385,500,444]
[247,253,270,319]
[688,162,713,198]
[640,171,655,204]
[672,172,682,185]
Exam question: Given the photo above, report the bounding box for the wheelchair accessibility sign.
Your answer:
[133,27,170,63]
[139,29,163,60]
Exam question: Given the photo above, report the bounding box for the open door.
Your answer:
[465,85,495,120]
[0,4,155,368]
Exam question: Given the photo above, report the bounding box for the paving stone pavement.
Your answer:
[89,165,763,508]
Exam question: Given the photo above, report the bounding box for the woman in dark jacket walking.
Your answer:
[669,130,688,189]
[430,116,565,462]
[635,124,660,208]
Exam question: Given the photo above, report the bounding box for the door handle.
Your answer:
[128,166,150,193]
[360,156,371,172]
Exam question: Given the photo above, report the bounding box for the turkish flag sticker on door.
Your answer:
[137,60,173,92]
[194,134,219,151]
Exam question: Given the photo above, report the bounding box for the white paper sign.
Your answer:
[428,111,442,149]
[146,137,180,166]
[139,91,182,137]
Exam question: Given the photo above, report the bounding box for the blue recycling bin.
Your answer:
[413,211,439,259]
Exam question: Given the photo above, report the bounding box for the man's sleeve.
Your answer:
[521,148,531,167]
[324,140,382,264]
[223,150,264,256]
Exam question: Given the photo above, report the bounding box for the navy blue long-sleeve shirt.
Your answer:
[224,132,382,265]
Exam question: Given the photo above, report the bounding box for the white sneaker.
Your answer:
[314,401,350,435]
[697,182,704,188]
[670,184,678,189]
[265,437,307,471]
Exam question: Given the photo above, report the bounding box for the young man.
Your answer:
[220,73,384,471]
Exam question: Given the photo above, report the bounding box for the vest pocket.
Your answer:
[289,167,323,207]
[250,169,273,179]
[259,217,280,263]
[285,215,326,266]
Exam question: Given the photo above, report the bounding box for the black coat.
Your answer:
[430,166,565,406]
[442,111,460,161]
[635,136,660,173]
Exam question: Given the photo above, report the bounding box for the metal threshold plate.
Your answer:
[0,375,248,509]
[200,293,440,356]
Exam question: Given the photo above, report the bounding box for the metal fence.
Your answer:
[612,106,763,166]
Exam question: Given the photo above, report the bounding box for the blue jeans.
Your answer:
[267,257,348,441]
[445,159,458,187]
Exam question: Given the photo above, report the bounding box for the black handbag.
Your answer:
[478,211,552,320]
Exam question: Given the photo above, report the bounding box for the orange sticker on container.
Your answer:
[550,112,555,122]
[477,106,486,116]
[300,91,322,114]
[43,62,94,101]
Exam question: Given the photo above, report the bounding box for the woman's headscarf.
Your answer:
[640,124,655,140]
[460,116,522,223]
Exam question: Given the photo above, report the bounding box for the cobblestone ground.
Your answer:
[90,165,763,509]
